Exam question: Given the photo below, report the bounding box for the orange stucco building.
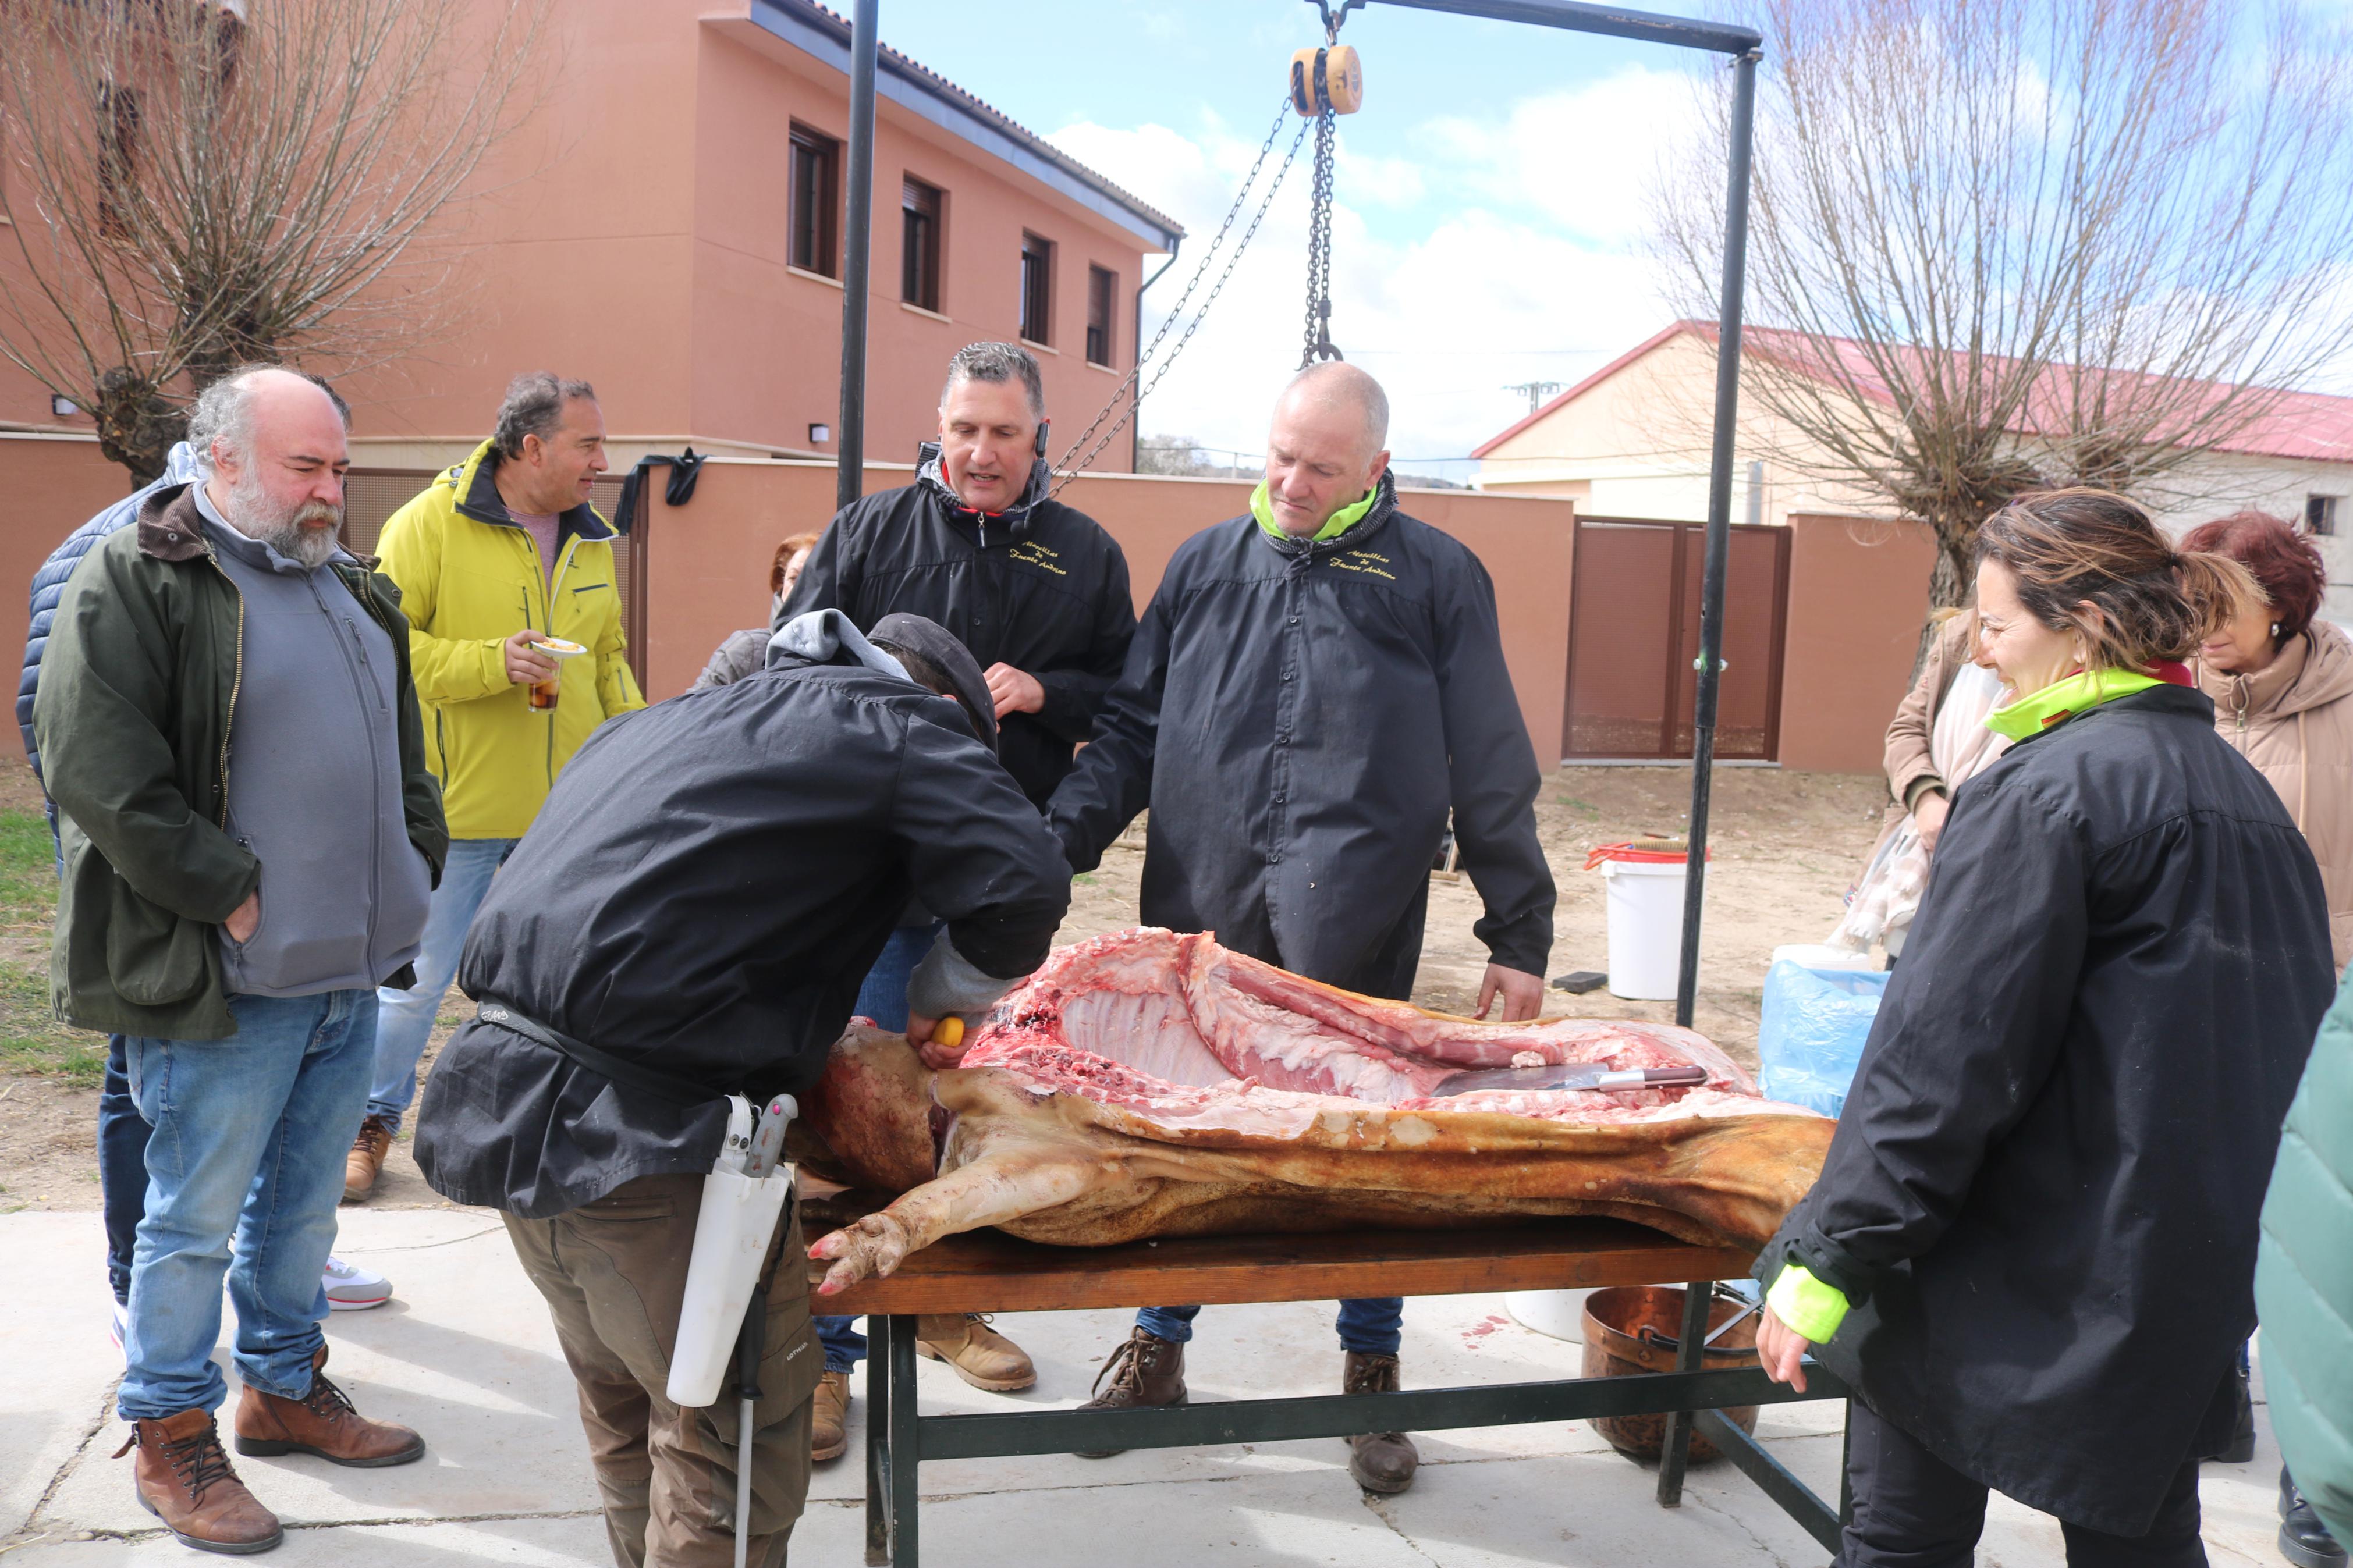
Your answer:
[0,0,1183,472]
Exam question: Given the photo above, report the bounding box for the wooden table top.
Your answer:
[809,1219,1755,1316]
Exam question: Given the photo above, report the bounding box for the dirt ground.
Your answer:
[0,765,1889,1214]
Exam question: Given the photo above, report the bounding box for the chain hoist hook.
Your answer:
[1307,0,1365,44]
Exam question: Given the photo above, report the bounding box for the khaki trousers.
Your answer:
[503,1174,821,1568]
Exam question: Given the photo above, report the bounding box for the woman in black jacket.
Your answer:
[1756,488,2337,1566]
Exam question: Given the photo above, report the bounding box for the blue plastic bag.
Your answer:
[1757,961,1889,1118]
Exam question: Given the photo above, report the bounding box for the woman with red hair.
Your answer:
[2184,512,2353,973]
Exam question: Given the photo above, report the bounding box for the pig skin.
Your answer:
[807,929,1832,1294]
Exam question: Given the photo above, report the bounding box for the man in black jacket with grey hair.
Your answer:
[779,339,1134,1427]
[416,609,1069,1568]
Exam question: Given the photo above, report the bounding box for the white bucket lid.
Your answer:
[1601,857,1688,878]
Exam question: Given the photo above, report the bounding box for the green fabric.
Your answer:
[34,489,448,1040]
[2258,968,2353,1547]
[1252,481,1376,545]
[1903,774,1947,812]
[1766,1261,1852,1343]
[1985,667,2164,741]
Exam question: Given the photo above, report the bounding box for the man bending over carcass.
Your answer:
[1047,361,1559,1495]
[415,610,1069,1568]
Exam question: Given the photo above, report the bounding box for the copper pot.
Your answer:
[1578,1285,1761,1464]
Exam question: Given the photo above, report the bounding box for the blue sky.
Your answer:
[864,0,1730,475]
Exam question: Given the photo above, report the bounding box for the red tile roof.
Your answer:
[1474,319,2353,466]
[785,1,1184,244]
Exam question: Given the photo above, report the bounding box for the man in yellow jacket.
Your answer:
[345,372,644,1199]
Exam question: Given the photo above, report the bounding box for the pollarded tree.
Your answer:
[0,0,547,481]
[1655,0,2353,643]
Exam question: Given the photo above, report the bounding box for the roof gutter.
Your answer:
[745,0,1186,253]
[1128,241,1183,472]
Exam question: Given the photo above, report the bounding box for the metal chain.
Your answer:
[1051,98,1312,493]
[1299,101,1339,369]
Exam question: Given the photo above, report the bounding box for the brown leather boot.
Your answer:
[234,1346,425,1467]
[343,1116,392,1203]
[1343,1351,1419,1494]
[1072,1328,1186,1459]
[118,1409,283,1555]
[812,1369,851,1464]
[916,1313,1037,1392]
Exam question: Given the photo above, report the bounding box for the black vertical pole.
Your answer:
[836,0,880,513]
[1673,47,1759,1030]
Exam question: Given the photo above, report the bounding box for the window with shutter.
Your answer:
[1020,233,1053,345]
[1086,265,1116,367]
[788,124,839,278]
[902,177,943,312]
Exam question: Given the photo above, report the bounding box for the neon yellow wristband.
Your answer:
[1766,1263,1851,1343]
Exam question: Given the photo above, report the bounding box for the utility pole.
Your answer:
[1503,379,1564,415]
[836,0,879,513]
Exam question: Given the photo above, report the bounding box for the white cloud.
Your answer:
[1047,63,1708,468]
[1425,63,1710,243]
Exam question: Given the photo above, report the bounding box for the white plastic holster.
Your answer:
[665,1094,796,1408]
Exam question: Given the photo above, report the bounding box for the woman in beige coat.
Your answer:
[1832,614,2010,958]
[2184,512,2353,971]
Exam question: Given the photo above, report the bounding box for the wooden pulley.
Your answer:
[1289,44,1364,116]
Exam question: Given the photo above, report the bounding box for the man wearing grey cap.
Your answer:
[414,610,1069,1568]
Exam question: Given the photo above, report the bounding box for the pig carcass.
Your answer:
[807,928,1831,1294]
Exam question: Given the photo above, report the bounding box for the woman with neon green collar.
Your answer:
[1754,488,2337,1567]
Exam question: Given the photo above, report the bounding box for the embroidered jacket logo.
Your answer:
[1325,550,1396,581]
[1007,540,1067,577]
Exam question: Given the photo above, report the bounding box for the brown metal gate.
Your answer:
[1562,518,1790,761]
[340,467,644,689]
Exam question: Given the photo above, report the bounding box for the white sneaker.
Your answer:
[322,1254,392,1311]
[109,1296,128,1353]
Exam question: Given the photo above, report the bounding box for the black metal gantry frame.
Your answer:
[830,1,1784,1561]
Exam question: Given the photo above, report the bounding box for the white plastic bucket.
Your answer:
[665,1167,794,1409]
[1504,1288,1593,1342]
[1601,857,1688,1000]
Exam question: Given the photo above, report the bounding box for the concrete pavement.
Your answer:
[1,1208,2298,1565]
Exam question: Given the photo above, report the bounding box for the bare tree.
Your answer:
[1656,0,2353,637]
[0,0,548,481]
[1137,434,1251,478]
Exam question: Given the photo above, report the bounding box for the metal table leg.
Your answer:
[864,1320,890,1566]
[888,1314,921,1567]
[1655,1281,1717,1506]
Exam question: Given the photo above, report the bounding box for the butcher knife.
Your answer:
[1428,1062,1710,1097]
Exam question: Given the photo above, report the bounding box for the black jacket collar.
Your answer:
[914,441,1052,543]
[1255,470,1401,561]
[2006,679,2216,753]
[456,449,616,543]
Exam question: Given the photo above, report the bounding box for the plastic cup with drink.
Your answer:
[525,636,585,711]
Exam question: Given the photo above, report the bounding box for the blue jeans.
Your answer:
[1138,1299,1404,1357]
[368,836,516,1134]
[100,1036,150,1304]
[119,990,378,1418]
[817,922,946,1371]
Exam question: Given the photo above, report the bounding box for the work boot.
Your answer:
[118,1409,283,1555]
[916,1313,1036,1392]
[343,1116,393,1202]
[1072,1328,1187,1458]
[234,1346,425,1467]
[812,1370,851,1464]
[1342,1350,1419,1495]
[2281,1469,2348,1568]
